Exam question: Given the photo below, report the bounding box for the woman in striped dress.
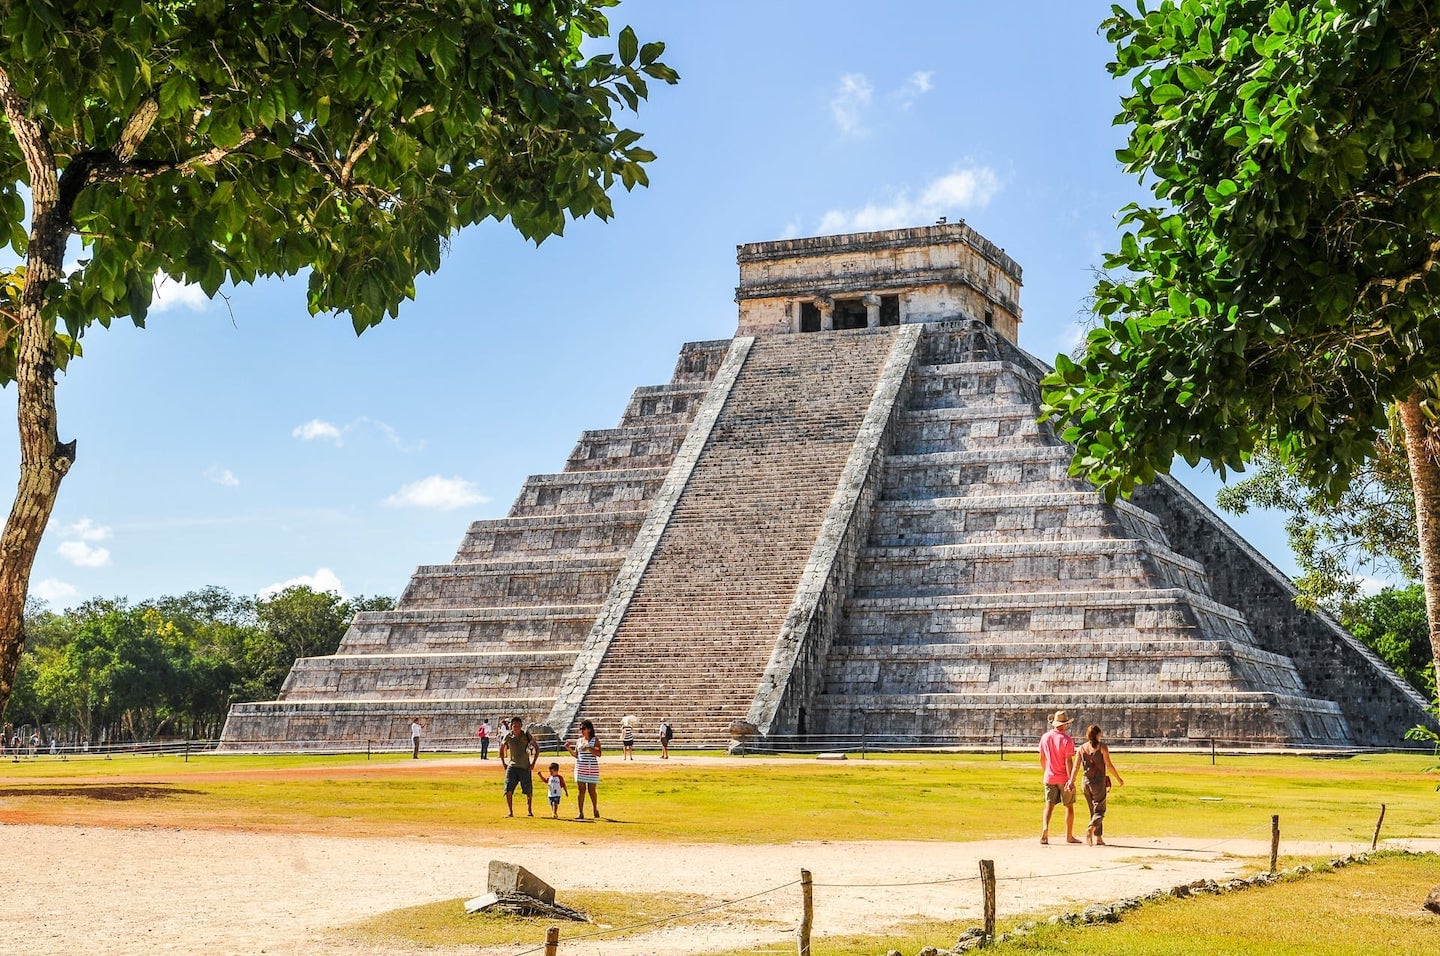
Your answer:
[566,719,602,820]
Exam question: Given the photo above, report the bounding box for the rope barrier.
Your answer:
[505,878,803,956]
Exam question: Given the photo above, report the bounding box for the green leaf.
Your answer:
[618,26,638,66]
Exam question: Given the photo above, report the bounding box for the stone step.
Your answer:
[565,423,690,473]
[456,512,646,560]
[221,698,559,751]
[852,539,1211,598]
[893,410,1056,454]
[668,339,733,385]
[840,588,1256,646]
[908,361,1040,411]
[821,640,1310,695]
[808,690,1350,744]
[881,445,1094,498]
[398,557,623,609]
[868,493,1169,547]
[509,467,669,517]
[280,650,580,700]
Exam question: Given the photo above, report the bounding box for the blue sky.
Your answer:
[7,1,1306,607]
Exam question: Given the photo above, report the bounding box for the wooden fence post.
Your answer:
[980,859,996,941]
[1371,804,1387,851]
[1270,814,1280,874]
[797,869,813,956]
[544,925,559,956]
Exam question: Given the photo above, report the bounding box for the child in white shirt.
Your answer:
[540,761,568,818]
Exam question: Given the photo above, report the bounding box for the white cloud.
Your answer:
[896,71,935,110]
[204,466,240,487]
[293,419,344,445]
[384,475,490,511]
[259,567,346,599]
[830,73,874,136]
[62,518,111,542]
[356,416,425,453]
[151,274,209,313]
[816,166,1001,234]
[58,540,111,568]
[32,579,79,605]
[291,416,421,451]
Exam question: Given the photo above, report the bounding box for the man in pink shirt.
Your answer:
[1039,710,1080,845]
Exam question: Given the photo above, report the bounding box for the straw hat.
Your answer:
[1050,711,1071,728]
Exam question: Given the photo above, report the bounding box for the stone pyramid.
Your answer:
[221,224,1429,750]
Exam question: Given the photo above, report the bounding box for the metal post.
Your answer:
[1371,804,1387,851]
[980,859,996,941]
[1269,814,1280,874]
[999,732,1004,762]
[797,869,813,956]
[367,739,371,760]
[1211,738,1216,766]
[543,925,559,956]
[185,740,190,763]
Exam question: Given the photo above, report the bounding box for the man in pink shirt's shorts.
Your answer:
[1039,710,1079,845]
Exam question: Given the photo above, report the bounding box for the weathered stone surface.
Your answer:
[488,861,555,905]
[1424,886,1440,915]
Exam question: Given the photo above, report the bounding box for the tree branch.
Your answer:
[87,129,262,183]
[0,65,57,204]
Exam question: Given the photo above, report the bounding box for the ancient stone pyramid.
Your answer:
[221,224,1429,751]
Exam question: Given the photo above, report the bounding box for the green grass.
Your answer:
[0,749,1436,846]
[338,889,716,949]
[702,853,1440,956]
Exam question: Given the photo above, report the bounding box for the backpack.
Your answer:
[661,722,673,741]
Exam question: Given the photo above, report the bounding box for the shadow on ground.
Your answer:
[0,784,201,801]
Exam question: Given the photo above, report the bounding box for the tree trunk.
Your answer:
[0,70,77,723]
[0,210,73,720]
[1397,391,1440,693]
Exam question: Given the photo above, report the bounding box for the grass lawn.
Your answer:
[0,749,1435,847]
[703,852,1440,956]
[338,889,722,950]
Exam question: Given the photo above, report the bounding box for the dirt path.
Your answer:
[0,822,1399,956]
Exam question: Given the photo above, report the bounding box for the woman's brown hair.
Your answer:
[1086,724,1102,746]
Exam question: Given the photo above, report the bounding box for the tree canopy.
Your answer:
[1216,444,1417,609]
[0,0,675,719]
[1041,0,1440,684]
[9,586,392,743]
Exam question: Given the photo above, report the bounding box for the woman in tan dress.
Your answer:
[1073,724,1125,844]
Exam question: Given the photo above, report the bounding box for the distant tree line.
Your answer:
[3,586,392,746]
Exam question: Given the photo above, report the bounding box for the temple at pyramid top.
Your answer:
[735,222,1023,341]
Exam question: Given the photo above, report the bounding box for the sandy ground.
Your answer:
[2,819,1413,956]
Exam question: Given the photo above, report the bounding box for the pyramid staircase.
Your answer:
[550,328,909,744]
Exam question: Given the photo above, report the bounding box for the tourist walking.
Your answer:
[1073,724,1125,845]
[619,714,636,760]
[500,716,539,817]
[658,718,673,759]
[477,720,491,760]
[410,717,425,759]
[567,719,602,819]
[1039,711,1079,845]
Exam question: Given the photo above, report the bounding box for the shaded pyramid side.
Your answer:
[810,321,1423,745]
[218,340,733,750]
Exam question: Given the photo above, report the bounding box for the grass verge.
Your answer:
[0,749,1435,847]
[338,889,715,950]
[702,852,1440,956]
